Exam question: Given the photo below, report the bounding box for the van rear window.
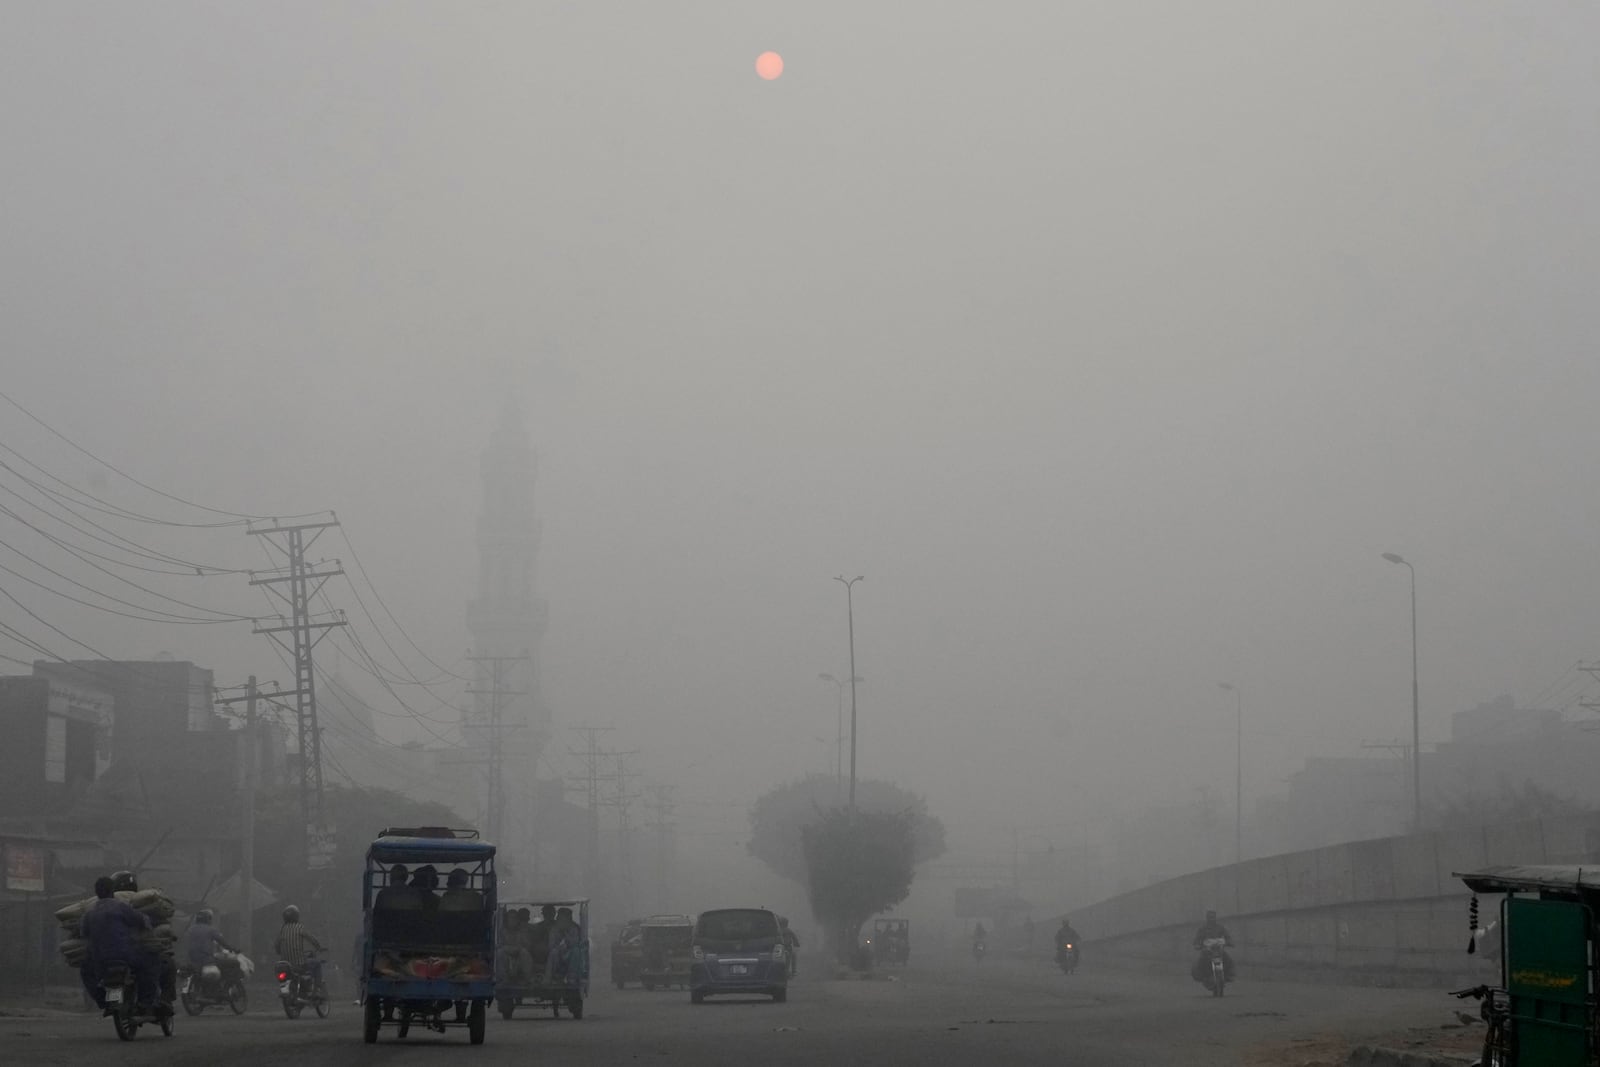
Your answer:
[696,910,778,941]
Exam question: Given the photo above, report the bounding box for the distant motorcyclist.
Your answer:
[80,875,161,1012]
[274,905,327,990]
[1191,910,1235,983]
[1055,918,1081,955]
[183,908,234,971]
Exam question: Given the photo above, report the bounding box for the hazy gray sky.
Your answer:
[3,2,1598,863]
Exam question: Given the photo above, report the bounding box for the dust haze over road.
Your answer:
[0,5,1595,1059]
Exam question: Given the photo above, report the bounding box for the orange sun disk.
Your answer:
[756,51,784,80]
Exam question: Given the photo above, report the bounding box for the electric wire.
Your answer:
[0,386,324,522]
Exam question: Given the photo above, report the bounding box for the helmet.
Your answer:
[110,870,139,893]
[282,905,300,923]
[195,908,215,925]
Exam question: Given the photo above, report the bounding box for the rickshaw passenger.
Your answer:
[440,869,482,911]
[545,907,583,982]
[375,864,424,910]
[499,910,534,982]
[526,905,557,967]
[409,866,441,910]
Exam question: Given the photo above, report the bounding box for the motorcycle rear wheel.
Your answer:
[112,1010,137,1041]
[226,982,248,1014]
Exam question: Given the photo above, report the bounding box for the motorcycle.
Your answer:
[1197,937,1229,997]
[180,950,251,1016]
[276,956,330,1019]
[1056,942,1079,975]
[972,939,986,964]
[100,962,174,1041]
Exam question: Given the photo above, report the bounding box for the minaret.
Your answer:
[465,403,551,841]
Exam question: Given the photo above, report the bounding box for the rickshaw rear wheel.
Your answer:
[468,1000,486,1045]
[567,994,584,1020]
[363,999,380,1044]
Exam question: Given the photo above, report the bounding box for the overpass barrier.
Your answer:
[1068,814,1600,982]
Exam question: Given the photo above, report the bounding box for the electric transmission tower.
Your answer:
[247,517,345,869]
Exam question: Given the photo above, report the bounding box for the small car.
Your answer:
[688,908,788,1004]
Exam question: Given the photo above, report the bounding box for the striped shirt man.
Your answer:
[274,921,324,965]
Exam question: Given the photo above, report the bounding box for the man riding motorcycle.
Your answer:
[1190,910,1235,984]
[1054,918,1081,957]
[183,908,235,973]
[79,875,163,1013]
[274,905,327,991]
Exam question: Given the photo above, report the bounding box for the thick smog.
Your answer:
[1,4,1595,1065]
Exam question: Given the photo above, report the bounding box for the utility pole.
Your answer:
[1217,682,1243,865]
[466,653,528,845]
[568,727,615,894]
[215,676,264,954]
[832,575,865,806]
[644,783,677,908]
[599,752,642,915]
[240,678,257,955]
[248,517,345,870]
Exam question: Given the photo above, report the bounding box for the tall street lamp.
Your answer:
[819,673,864,791]
[833,575,865,806]
[1217,682,1242,865]
[1382,552,1422,831]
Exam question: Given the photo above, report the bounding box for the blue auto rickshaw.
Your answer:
[360,827,497,1045]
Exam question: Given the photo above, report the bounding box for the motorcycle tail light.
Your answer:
[277,971,288,982]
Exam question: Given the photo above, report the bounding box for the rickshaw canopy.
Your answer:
[1455,865,1600,900]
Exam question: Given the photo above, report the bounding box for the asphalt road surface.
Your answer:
[3,955,1457,1066]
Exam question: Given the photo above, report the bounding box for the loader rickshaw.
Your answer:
[1454,865,1600,1066]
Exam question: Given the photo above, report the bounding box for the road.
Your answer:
[3,955,1460,1066]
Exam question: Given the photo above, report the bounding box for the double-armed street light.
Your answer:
[1381,552,1422,831]
[819,673,865,790]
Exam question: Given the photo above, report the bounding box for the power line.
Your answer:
[337,525,471,682]
[0,536,245,624]
[0,385,323,522]
[0,437,246,528]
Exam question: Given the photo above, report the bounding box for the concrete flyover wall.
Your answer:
[1072,814,1600,983]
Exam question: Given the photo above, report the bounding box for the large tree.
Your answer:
[748,775,945,962]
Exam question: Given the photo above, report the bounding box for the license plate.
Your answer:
[729,965,748,975]
[280,982,291,994]
[106,989,123,1004]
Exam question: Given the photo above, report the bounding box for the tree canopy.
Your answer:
[747,774,946,886]
[748,775,945,962]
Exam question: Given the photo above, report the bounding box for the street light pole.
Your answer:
[1382,552,1421,831]
[819,673,864,793]
[833,575,865,807]
[1218,682,1242,865]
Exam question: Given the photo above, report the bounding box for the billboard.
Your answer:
[4,845,47,893]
